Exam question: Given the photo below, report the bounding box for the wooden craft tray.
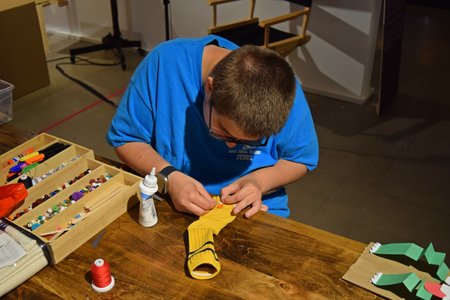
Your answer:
[1,133,141,264]
[0,133,93,185]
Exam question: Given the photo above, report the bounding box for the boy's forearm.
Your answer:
[243,159,308,194]
[115,142,170,176]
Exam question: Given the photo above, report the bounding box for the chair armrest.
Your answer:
[259,9,309,27]
[208,18,259,34]
[208,0,241,5]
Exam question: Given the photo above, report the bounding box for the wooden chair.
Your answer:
[207,0,312,57]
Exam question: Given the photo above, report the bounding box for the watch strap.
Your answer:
[158,166,178,195]
[159,165,178,178]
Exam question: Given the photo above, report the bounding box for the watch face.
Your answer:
[156,173,168,194]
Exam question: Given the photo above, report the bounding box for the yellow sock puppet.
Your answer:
[187,196,236,280]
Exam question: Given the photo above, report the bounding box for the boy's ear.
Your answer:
[205,76,214,93]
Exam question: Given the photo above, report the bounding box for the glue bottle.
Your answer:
[138,167,158,227]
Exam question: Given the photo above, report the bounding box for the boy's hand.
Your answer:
[220,179,268,218]
[168,171,216,216]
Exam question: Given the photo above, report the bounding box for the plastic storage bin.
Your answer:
[0,79,14,125]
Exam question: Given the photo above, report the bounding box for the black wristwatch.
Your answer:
[157,166,178,194]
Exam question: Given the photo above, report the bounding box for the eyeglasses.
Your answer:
[207,98,268,147]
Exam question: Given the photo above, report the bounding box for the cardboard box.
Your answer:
[0,80,14,125]
[0,133,141,263]
[0,0,50,99]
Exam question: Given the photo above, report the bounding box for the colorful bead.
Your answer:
[31,223,41,230]
[24,173,112,231]
[72,191,84,201]
[11,167,92,221]
[23,169,112,231]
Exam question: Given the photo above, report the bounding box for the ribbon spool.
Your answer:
[91,258,115,292]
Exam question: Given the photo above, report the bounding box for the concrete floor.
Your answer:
[9,4,450,254]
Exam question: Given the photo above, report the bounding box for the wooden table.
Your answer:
[1,124,380,299]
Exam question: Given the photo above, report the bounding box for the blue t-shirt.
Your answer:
[107,35,319,217]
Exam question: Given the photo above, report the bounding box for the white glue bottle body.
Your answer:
[138,167,158,227]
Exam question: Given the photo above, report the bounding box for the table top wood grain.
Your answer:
[1,124,380,299]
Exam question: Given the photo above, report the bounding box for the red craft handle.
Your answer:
[0,183,28,218]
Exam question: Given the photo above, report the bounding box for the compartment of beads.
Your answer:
[1,133,94,186]
[1,134,57,185]
[16,144,93,186]
[21,164,117,234]
[8,158,103,226]
[0,133,58,168]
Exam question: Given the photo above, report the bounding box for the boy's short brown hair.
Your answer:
[210,45,296,137]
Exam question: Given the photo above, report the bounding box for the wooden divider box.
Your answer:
[1,133,141,264]
[1,133,93,185]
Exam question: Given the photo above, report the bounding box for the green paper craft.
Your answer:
[370,242,424,261]
[342,242,447,299]
[371,242,450,281]
[416,282,433,300]
[371,272,422,292]
[423,243,446,266]
[371,272,437,299]
[437,263,450,282]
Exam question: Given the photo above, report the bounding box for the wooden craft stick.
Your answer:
[47,184,128,243]
[70,212,89,225]
[41,227,70,242]
[48,230,65,242]
[84,184,127,212]
[39,227,70,237]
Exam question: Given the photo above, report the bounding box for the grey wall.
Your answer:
[44,0,382,103]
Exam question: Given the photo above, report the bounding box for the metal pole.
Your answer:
[163,0,170,40]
